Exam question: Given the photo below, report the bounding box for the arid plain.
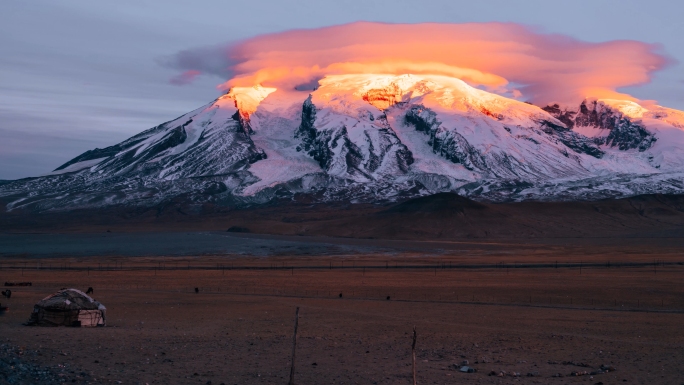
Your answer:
[1,231,683,384]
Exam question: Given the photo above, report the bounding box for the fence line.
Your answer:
[1,260,682,272]
[5,280,682,314]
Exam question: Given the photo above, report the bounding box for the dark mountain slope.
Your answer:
[3,193,684,241]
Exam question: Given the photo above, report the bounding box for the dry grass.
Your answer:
[1,252,683,384]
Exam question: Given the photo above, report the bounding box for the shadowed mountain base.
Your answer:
[2,193,684,240]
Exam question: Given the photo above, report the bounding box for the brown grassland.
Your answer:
[1,244,683,384]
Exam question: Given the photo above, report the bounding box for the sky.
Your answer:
[1,0,682,180]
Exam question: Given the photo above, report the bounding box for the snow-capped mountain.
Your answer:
[3,74,684,212]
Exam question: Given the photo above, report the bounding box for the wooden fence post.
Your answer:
[412,326,417,385]
[289,307,300,385]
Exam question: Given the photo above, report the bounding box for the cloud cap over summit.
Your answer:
[163,22,671,105]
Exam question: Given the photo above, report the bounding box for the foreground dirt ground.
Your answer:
[1,250,683,385]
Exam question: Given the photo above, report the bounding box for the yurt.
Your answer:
[26,288,106,327]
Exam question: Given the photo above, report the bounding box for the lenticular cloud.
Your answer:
[163,22,669,105]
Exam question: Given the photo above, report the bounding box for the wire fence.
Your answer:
[5,279,683,314]
[3,259,683,313]
[2,259,682,272]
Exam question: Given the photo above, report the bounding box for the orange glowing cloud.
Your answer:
[164,22,670,105]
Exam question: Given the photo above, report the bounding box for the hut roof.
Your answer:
[35,289,105,311]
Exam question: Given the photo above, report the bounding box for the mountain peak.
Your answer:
[225,85,277,116]
[3,73,684,212]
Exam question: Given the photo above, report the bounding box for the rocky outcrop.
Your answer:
[296,95,413,181]
[597,120,656,151]
[362,85,403,110]
[539,120,604,158]
[404,105,486,170]
[543,101,656,152]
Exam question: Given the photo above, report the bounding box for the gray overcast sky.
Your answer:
[1,0,682,180]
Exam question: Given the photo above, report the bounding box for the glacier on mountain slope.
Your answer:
[2,74,684,212]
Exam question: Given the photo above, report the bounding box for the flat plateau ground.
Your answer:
[0,233,683,384]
